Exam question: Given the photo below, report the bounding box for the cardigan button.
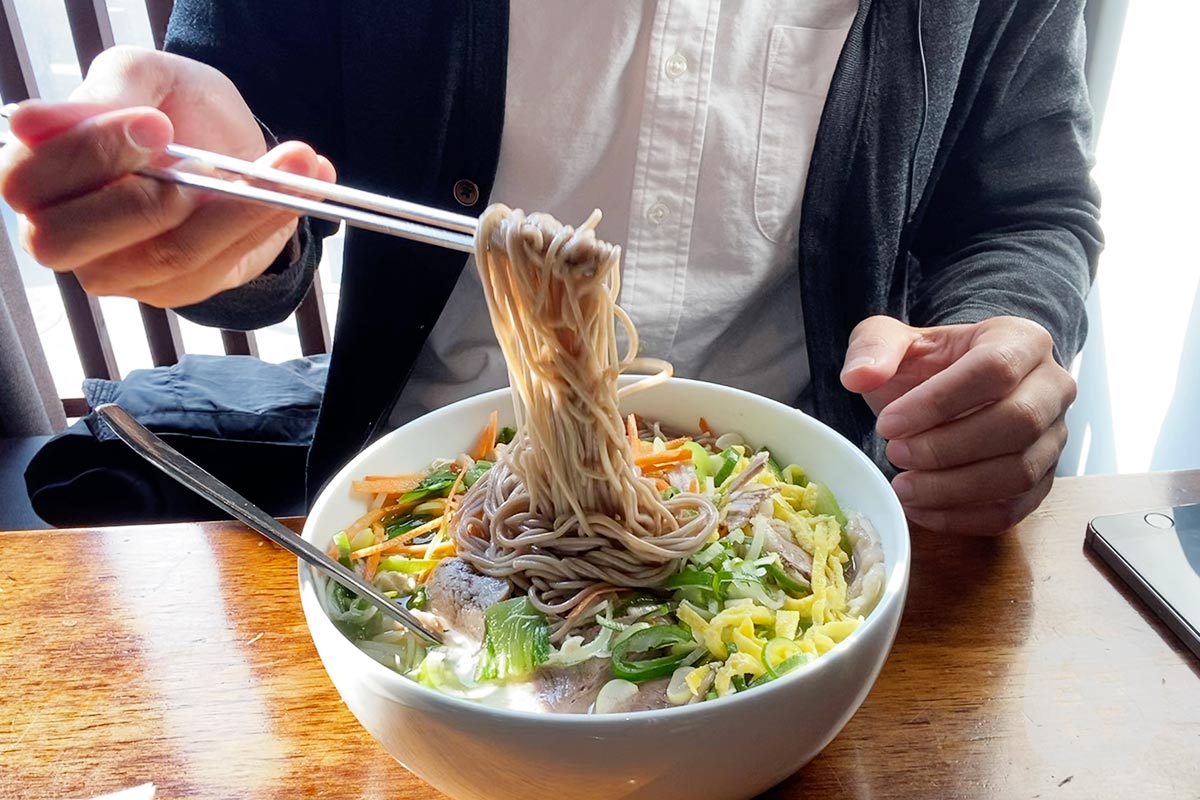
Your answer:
[453,179,480,207]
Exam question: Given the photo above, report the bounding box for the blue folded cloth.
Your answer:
[26,354,328,527]
[83,354,327,444]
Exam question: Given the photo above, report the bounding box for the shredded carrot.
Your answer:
[663,437,689,449]
[698,417,712,435]
[626,413,640,452]
[654,477,670,491]
[438,469,466,539]
[343,504,402,539]
[689,478,699,493]
[565,585,618,627]
[364,522,384,581]
[473,410,499,461]
[391,541,455,559]
[634,448,692,469]
[349,516,444,560]
[353,475,423,495]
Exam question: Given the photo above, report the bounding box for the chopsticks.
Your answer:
[0,105,479,253]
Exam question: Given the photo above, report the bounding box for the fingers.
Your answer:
[903,469,1055,537]
[69,140,323,303]
[128,211,302,307]
[840,315,919,394]
[19,173,193,272]
[7,100,120,145]
[875,319,1053,439]
[891,416,1067,509]
[886,361,1077,470]
[1,106,173,211]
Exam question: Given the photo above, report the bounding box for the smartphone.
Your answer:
[1086,503,1200,660]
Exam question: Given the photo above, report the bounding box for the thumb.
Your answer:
[840,315,918,395]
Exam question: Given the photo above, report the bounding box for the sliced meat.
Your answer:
[663,462,698,493]
[621,676,673,712]
[723,452,769,495]
[763,520,814,580]
[425,557,512,641]
[532,657,612,713]
[721,486,775,531]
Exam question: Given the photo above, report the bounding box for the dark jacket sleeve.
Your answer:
[909,0,1103,365]
[162,0,343,331]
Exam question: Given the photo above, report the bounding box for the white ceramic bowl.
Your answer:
[300,377,909,800]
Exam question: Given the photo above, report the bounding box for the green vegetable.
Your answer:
[497,426,516,445]
[781,465,808,486]
[724,577,785,609]
[809,481,854,553]
[713,448,740,486]
[385,516,431,540]
[614,592,668,618]
[349,528,375,551]
[662,485,680,500]
[760,450,784,481]
[406,586,428,610]
[684,441,710,482]
[463,459,494,488]
[397,467,457,506]
[477,597,551,682]
[377,556,439,574]
[610,624,695,682]
[809,481,848,526]
[326,582,380,636]
[332,531,352,567]
[664,567,718,595]
[764,562,810,595]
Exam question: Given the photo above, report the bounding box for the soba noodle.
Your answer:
[452,205,717,639]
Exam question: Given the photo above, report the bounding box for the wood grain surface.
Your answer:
[1,472,1197,800]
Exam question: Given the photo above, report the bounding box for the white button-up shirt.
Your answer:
[390,0,855,427]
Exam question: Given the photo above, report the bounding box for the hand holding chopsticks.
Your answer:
[0,103,478,254]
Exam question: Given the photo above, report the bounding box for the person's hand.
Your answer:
[0,46,335,307]
[840,315,1076,535]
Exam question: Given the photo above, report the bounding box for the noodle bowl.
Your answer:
[453,206,717,639]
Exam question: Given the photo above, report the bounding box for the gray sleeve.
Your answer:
[909,0,1103,366]
[160,0,343,331]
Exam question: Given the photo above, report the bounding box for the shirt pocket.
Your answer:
[754,25,850,243]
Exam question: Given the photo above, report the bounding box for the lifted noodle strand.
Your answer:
[452,205,717,641]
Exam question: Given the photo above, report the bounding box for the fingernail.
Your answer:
[842,355,875,375]
[876,412,911,439]
[891,476,914,502]
[125,116,165,151]
[888,439,911,466]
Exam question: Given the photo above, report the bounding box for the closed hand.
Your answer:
[840,315,1076,535]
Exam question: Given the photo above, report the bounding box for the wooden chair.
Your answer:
[0,0,332,419]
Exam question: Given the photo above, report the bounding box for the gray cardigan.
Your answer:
[167,0,1103,500]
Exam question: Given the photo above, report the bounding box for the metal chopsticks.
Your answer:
[0,105,479,253]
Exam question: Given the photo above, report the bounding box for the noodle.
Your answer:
[452,205,718,640]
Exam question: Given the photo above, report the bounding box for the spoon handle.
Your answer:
[95,403,444,645]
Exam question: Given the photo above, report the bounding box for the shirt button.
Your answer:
[647,202,670,225]
[453,179,480,206]
[665,52,688,79]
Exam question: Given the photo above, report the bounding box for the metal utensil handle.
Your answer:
[165,142,478,234]
[140,166,476,253]
[95,404,444,645]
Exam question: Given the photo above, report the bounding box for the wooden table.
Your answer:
[1,472,1198,800]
